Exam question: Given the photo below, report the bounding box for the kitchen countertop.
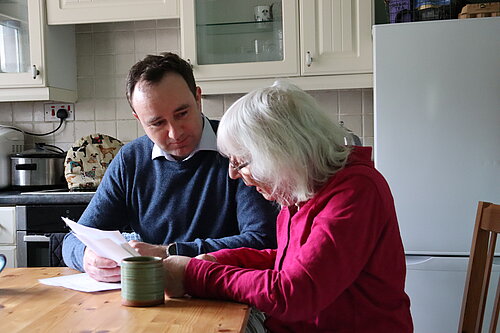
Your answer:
[0,189,95,205]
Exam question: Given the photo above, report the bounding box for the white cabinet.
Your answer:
[181,0,299,81]
[47,0,179,25]
[0,0,76,102]
[0,207,16,268]
[300,0,372,76]
[181,0,372,94]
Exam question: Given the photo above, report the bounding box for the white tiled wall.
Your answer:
[0,19,373,151]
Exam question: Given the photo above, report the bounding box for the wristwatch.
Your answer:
[166,242,177,257]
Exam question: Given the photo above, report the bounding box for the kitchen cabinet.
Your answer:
[181,0,299,80]
[47,0,179,25]
[181,0,372,94]
[0,207,16,268]
[299,0,372,76]
[0,0,76,102]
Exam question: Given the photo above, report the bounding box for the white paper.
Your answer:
[39,273,121,292]
[62,217,139,265]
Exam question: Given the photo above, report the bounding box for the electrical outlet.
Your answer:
[44,103,75,121]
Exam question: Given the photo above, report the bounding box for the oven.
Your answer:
[16,204,87,267]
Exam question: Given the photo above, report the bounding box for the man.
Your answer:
[62,53,278,282]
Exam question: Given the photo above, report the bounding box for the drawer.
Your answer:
[0,207,16,245]
[0,246,16,268]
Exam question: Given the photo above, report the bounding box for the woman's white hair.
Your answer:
[217,81,351,205]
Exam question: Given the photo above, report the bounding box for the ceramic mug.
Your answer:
[0,254,6,273]
[254,5,272,21]
[121,256,164,307]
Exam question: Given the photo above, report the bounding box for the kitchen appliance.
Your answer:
[373,18,500,332]
[15,204,87,267]
[339,121,362,146]
[11,143,66,188]
[0,128,24,189]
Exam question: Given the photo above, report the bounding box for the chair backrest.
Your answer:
[459,201,500,333]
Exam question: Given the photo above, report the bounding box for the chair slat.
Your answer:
[458,201,500,333]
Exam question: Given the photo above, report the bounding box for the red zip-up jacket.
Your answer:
[185,147,413,332]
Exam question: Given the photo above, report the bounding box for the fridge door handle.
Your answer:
[406,256,433,266]
[493,257,500,266]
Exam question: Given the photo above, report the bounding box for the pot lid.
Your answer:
[12,143,65,158]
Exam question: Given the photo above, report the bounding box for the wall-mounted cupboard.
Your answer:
[181,0,372,94]
[0,0,76,102]
[46,0,179,25]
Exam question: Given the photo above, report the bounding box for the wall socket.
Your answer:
[44,103,75,121]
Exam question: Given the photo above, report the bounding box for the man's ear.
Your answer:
[196,86,202,111]
[132,112,139,120]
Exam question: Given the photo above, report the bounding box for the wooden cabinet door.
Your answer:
[300,0,372,75]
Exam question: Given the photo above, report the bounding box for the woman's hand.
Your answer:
[129,240,167,259]
[163,255,191,298]
[195,253,218,263]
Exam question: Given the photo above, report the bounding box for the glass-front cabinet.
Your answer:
[181,0,372,91]
[181,0,300,80]
[0,0,76,102]
[0,0,35,86]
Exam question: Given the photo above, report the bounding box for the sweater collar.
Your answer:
[151,115,218,161]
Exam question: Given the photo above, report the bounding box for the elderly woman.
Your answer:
[164,82,413,332]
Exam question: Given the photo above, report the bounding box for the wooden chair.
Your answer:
[459,201,500,333]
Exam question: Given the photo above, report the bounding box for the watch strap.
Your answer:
[166,242,177,257]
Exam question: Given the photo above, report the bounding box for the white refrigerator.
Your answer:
[373,18,500,333]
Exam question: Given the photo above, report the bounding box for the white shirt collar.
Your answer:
[151,115,218,161]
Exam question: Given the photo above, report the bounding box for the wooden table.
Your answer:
[0,267,249,332]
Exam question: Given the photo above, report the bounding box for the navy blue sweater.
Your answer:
[63,128,278,272]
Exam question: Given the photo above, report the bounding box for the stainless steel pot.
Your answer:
[10,144,66,188]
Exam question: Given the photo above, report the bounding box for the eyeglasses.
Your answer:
[229,160,250,172]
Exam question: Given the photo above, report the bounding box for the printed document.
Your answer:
[39,273,121,292]
[62,217,139,264]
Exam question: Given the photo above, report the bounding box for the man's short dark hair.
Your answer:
[126,52,196,111]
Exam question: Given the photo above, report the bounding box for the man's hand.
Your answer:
[163,255,191,298]
[83,247,121,282]
[129,240,168,258]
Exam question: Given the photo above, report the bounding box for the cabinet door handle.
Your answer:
[187,59,194,69]
[305,52,313,67]
[32,65,40,79]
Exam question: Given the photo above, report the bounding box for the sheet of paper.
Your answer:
[62,217,139,265]
[39,273,121,292]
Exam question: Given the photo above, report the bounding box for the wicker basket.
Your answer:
[458,2,500,18]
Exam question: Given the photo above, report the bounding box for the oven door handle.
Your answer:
[23,235,50,242]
